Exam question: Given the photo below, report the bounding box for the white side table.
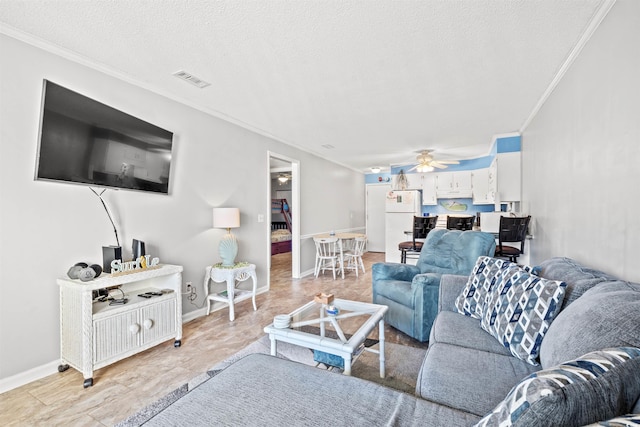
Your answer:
[204,263,257,321]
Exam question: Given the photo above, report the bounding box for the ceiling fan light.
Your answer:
[278,175,289,183]
[417,165,434,173]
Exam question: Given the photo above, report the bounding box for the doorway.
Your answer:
[268,153,300,287]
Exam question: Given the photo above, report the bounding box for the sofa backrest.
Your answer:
[538,257,618,311]
[417,229,496,275]
[538,257,640,368]
[539,279,640,368]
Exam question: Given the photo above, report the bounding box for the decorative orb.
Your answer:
[78,267,96,282]
[67,265,83,279]
[90,264,103,278]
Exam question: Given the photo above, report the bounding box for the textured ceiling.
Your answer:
[0,0,608,172]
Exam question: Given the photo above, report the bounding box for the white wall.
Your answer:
[522,0,640,281]
[0,34,365,381]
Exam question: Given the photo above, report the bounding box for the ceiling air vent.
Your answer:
[172,70,211,88]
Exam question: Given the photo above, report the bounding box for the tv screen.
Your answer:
[35,80,174,194]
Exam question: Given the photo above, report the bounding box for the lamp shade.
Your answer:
[213,208,240,229]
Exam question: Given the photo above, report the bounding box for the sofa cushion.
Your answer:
[416,342,540,417]
[455,256,539,319]
[475,347,640,427]
[539,280,640,368]
[538,257,617,311]
[481,267,566,365]
[429,311,512,356]
[143,353,482,427]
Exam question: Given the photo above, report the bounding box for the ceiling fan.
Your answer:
[277,173,292,183]
[408,150,459,172]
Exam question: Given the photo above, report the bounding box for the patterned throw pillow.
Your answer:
[475,347,640,427]
[480,266,566,365]
[455,256,539,319]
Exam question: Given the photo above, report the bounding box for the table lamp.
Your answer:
[213,208,240,266]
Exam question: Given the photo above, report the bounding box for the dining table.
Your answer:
[313,232,366,279]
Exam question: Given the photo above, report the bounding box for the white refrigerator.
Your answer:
[385,190,422,263]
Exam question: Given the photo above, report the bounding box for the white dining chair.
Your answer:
[343,236,367,277]
[313,237,340,279]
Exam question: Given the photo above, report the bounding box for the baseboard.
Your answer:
[0,360,60,395]
[0,286,271,394]
[301,268,316,278]
[182,307,207,323]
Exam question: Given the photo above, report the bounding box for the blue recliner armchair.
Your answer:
[372,229,496,342]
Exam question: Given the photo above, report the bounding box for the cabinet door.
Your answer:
[497,152,521,201]
[453,171,472,195]
[141,298,177,345]
[422,174,437,205]
[405,173,422,190]
[472,168,490,204]
[436,173,454,195]
[93,310,140,364]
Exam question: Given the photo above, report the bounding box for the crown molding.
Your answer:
[520,0,617,132]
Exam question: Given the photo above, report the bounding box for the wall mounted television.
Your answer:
[35,80,174,194]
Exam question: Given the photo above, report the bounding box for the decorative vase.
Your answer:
[219,232,238,267]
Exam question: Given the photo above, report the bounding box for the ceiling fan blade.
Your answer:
[438,160,460,165]
[431,162,448,169]
[408,164,420,171]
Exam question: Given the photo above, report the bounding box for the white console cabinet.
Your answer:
[57,264,183,387]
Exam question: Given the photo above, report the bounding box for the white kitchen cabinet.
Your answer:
[57,264,183,388]
[496,152,521,201]
[472,159,497,204]
[421,173,438,205]
[436,171,472,198]
[404,173,422,190]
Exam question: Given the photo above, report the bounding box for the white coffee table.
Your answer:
[263,298,388,377]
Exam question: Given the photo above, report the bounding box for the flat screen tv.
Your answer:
[35,80,174,194]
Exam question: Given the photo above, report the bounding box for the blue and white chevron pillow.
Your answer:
[475,347,640,427]
[480,266,566,365]
[455,256,540,320]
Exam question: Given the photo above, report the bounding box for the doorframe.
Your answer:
[267,152,301,286]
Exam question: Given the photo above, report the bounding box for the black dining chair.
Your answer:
[495,215,531,263]
[446,215,475,231]
[398,216,438,263]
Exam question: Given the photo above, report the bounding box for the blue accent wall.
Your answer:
[496,135,521,153]
[369,135,521,178]
[420,199,506,216]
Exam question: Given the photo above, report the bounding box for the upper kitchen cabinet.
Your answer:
[496,152,521,202]
[472,159,497,204]
[436,171,472,198]
[405,173,423,190]
[422,173,437,205]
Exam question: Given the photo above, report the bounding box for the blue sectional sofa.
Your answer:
[121,257,640,426]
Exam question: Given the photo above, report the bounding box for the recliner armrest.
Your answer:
[438,274,469,313]
[372,262,420,283]
[410,273,443,292]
